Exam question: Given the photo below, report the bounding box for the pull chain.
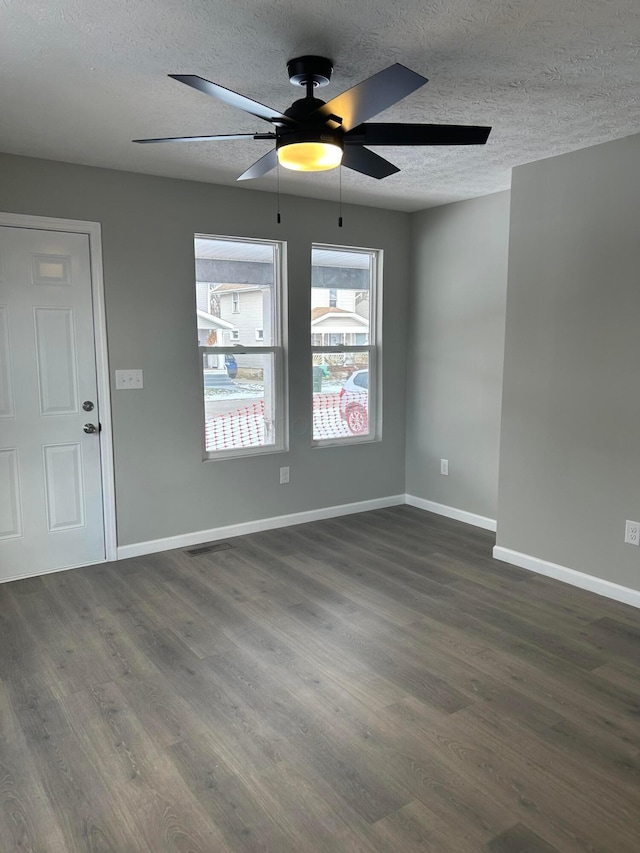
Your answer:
[338,167,343,228]
[277,161,281,224]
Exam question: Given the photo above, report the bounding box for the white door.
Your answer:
[0,225,106,580]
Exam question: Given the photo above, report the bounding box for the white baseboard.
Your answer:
[493,546,640,610]
[117,494,406,560]
[405,494,497,532]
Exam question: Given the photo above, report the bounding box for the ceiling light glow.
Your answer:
[277,141,343,172]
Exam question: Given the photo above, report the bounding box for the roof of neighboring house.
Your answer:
[312,306,350,320]
[210,283,263,293]
[196,309,236,330]
[311,306,368,327]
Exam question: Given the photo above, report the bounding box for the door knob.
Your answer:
[83,423,98,434]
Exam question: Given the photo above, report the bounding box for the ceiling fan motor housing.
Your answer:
[283,96,329,122]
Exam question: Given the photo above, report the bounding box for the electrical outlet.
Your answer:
[115,369,144,390]
[279,466,290,485]
[624,520,640,546]
[440,459,448,476]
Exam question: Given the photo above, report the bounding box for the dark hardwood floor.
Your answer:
[1,506,639,852]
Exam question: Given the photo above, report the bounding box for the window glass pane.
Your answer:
[195,237,276,347]
[311,248,372,344]
[312,352,370,440]
[203,352,277,452]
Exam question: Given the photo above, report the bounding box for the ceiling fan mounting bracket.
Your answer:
[286,56,334,89]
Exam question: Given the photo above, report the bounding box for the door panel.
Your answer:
[0,226,105,579]
[0,448,22,539]
[32,253,72,286]
[0,306,14,418]
[34,306,79,414]
[43,443,85,531]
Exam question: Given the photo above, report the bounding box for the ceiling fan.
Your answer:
[134,56,491,181]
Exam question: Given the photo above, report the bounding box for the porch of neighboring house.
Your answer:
[311,306,369,378]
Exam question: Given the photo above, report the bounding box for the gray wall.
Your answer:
[497,134,640,592]
[406,191,510,520]
[0,153,410,547]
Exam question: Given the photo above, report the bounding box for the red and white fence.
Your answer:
[205,393,349,451]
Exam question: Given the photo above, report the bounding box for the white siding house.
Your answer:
[310,306,369,346]
[212,283,268,371]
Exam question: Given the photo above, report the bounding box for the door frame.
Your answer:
[0,210,117,564]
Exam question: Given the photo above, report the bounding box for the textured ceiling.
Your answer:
[0,0,639,211]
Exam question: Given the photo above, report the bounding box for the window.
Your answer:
[311,245,381,443]
[195,236,287,457]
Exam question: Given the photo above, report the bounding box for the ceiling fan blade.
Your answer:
[169,75,295,126]
[311,64,427,132]
[345,123,492,146]
[237,149,278,181]
[133,133,276,144]
[342,146,400,179]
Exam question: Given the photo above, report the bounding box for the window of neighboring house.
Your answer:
[311,244,381,444]
[194,235,287,458]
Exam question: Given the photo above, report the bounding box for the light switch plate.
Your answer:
[115,369,144,390]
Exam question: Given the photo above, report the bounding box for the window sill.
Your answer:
[312,434,381,449]
[203,443,287,462]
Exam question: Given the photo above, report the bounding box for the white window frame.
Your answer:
[255,327,264,342]
[311,244,382,447]
[196,235,288,460]
[230,329,240,342]
[231,292,240,313]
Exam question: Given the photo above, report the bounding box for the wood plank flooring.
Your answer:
[1,506,639,852]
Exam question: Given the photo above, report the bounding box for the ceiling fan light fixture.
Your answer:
[276,132,343,172]
[277,141,343,171]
